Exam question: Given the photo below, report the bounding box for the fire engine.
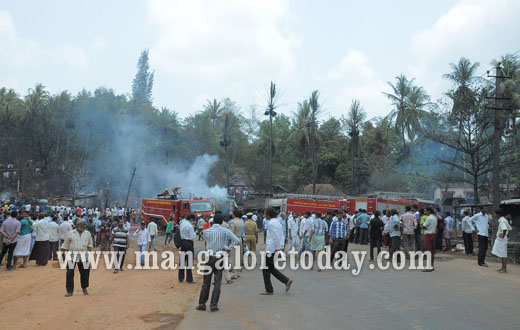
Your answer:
[266,195,348,214]
[264,194,434,215]
[141,194,213,228]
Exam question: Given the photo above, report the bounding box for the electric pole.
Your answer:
[265,82,278,197]
[487,64,511,238]
[124,165,137,211]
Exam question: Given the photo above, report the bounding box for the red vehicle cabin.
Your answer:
[141,197,213,229]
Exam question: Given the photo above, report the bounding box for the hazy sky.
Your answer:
[1,0,519,120]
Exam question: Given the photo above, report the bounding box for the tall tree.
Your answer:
[132,49,155,103]
[342,100,366,194]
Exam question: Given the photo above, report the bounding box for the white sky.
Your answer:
[1,0,519,120]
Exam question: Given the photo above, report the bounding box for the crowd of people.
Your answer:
[0,203,149,296]
[0,201,513,308]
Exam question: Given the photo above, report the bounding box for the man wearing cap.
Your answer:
[244,212,258,261]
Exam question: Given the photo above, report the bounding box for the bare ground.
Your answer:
[0,243,200,330]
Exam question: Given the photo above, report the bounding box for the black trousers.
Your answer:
[262,253,289,293]
[331,238,346,263]
[49,241,59,260]
[370,237,382,260]
[477,235,488,265]
[114,246,127,270]
[360,228,368,245]
[164,233,172,245]
[391,236,400,253]
[435,230,443,251]
[178,239,194,283]
[463,232,474,254]
[66,261,90,293]
[198,256,223,309]
[0,242,17,268]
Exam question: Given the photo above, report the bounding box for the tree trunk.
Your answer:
[473,174,480,204]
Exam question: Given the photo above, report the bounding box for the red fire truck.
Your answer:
[266,197,348,215]
[141,196,213,228]
[346,198,435,214]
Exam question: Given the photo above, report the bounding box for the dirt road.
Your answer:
[0,244,199,330]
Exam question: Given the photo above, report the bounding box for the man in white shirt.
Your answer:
[29,214,51,266]
[48,216,60,261]
[469,206,489,267]
[422,207,438,272]
[133,222,151,266]
[298,212,313,256]
[260,208,293,295]
[147,220,158,251]
[179,214,197,283]
[461,210,474,255]
[287,212,300,251]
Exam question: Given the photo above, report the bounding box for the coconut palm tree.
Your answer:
[342,99,366,194]
[404,85,431,145]
[204,98,224,126]
[443,57,480,117]
[309,90,321,194]
[383,75,413,150]
[289,100,312,152]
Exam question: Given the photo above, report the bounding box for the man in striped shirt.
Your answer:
[329,211,348,266]
[111,219,130,274]
[197,214,240,312]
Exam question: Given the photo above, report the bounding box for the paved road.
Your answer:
[178,241,520,330]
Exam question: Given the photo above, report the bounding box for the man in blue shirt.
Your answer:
[358,210,370,245]
[469,206,489,267]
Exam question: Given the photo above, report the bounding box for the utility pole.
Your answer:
[265,82,278,196]
[124,165,136,211]
[487,64,511,238]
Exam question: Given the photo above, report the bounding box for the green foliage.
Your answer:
[1,52,519,202]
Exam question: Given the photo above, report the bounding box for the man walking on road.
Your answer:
[134,222,151,266]
[470,206,490,267]
[147,220,158,251]
[164,218,173,246]
[179,214,197,284]
[62,219,93,296]
[197,214,240,312]
[111,219,130,274]
[260,208,293,295]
